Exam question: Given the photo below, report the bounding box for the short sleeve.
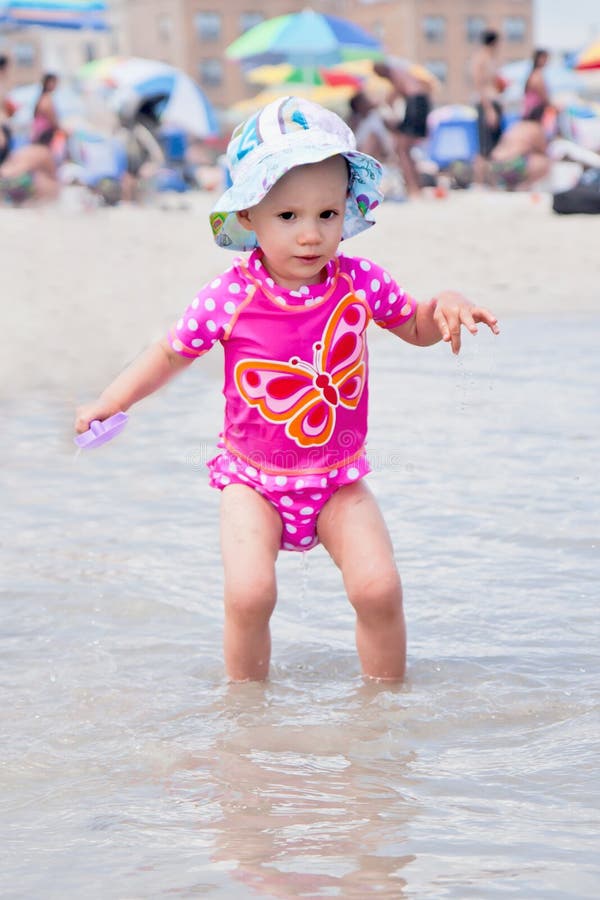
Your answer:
[342,255,417,329]
[167,268,247,359]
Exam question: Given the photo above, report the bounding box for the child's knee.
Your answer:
[348,565,403,623]
[225,573,277,624]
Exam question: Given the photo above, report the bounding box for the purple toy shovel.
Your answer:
[73,412,128,449]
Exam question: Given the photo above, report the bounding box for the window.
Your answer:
[158,14,173,43]
[504,16,526,42]
[371,20,384,42]
[466,16,486,43]
[199,58,223,87]
[195,11,221,42]
[422,15,446,43]
[239,12,264,33]
[426,60,447,83]
[14,42,35,67]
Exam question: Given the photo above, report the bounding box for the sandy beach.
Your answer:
[1,188,598,400]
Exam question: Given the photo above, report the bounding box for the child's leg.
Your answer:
[220,484,282,681]
[317,481,406,681]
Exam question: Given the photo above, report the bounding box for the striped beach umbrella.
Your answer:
[245,63,362,89]
[0,0,108,30]
[226,84,357,122]
[77,57,220,138]
[226,10,382,68]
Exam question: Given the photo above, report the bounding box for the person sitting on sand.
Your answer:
[0,137,60,204]
[349,91,405,198]
[490,104,551,191]
[114,93,165,202]
[349,92,397,161]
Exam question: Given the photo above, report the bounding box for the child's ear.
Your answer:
[236,210,253,231]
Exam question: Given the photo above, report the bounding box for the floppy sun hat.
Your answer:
[210,95,383,251]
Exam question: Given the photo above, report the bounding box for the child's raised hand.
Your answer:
[433,291,500,354]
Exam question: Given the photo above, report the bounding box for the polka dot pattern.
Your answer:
[167,279,239,357]
[168,250,414,364]
[349,257,416,330]
[206,448,372,553]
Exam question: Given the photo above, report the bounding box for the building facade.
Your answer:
[0,19,114,87]
[1,0,533,105]
[117,0,533,107]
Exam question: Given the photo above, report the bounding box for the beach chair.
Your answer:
[69,132,127,187]
[428,120,479,169]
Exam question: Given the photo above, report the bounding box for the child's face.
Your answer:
[236,155,348,291]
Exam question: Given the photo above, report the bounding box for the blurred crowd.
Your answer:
[1,29,600,211]
[348,31,600,204]
[0,53,218,209]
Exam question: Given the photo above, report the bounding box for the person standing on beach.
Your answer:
[523,49,550,118]
[75,97,499,683]
[373,61,432,197]
[471,29,504,185]
[0,55,13,165]
[31,73,60,145]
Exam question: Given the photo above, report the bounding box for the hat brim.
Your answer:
[210,146,382,251]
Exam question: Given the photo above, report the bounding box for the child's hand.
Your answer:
[75,399,120,434]
[433,291,500,355]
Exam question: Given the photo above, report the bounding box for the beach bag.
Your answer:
[552,168,600,215]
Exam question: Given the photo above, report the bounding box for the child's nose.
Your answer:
[298,219,321,245]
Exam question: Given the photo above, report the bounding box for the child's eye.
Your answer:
[320,209,338,220]
[279,211,295,220]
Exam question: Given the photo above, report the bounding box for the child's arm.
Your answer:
[75,338,193,433]
[391,291,500,354]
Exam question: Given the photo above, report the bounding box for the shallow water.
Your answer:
[2,316,599,898]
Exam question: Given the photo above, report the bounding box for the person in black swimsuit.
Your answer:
[374,61,432,197]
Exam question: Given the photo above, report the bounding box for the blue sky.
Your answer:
[535,0,599,50]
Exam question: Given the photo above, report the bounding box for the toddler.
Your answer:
[76,97,499,682]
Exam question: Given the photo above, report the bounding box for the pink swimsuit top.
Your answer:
[168,249,416,476]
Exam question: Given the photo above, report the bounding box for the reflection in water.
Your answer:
[196,682,416,898]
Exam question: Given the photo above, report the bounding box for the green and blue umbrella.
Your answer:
[226,9,383,68]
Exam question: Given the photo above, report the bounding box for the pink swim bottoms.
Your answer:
[207,449,371,552]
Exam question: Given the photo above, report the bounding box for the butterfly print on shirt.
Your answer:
[234,293,368,448]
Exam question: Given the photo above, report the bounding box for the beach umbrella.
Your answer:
[226,84,357,122]
[77,57,219,138]
[0,0,108,30]
[77,55,123,82]
[226,9,382,69]
[574,38,600,71]
[246,62,361,89]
